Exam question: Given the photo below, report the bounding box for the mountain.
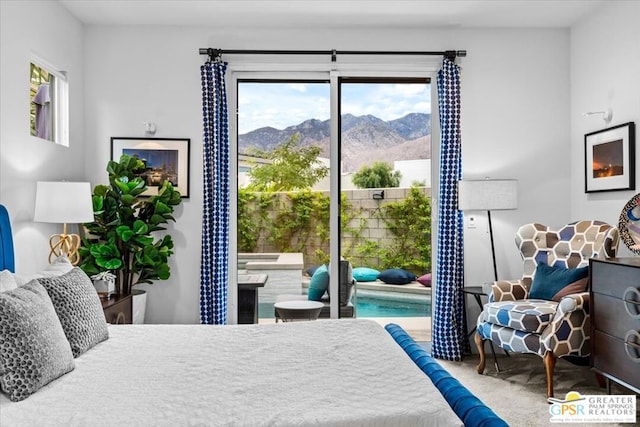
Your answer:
[239,113,431,173]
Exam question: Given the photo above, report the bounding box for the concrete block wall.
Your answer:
[247,187,431,268]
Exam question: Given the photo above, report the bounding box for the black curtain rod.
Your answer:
[198,48,466,62]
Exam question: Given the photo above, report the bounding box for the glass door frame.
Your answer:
[227,63,439,323]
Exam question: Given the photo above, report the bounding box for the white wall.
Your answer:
[395,159,431,188]
[80,26,572,323]
[570,1,640,257]
[0,1,85,273]
[2,4,587,324]
[457,28,572,285]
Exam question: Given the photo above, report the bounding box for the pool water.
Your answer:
[258,291,430,319]
[356,294,430,317]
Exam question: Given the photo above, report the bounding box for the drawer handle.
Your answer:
[624,330,640,363]
[622,287,640,319]
[116,312,126,324]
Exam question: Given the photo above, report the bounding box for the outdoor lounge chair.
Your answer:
[274,260,357,320]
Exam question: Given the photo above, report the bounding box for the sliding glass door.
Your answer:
[235,79,331,323]
[230,71,433,340]
[338,77,432,340]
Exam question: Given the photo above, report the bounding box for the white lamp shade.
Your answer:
[458,179,518,211]
[34,181,94,224]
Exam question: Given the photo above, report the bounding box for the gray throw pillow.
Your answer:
[38,268,109,358]
[0,280,75,402]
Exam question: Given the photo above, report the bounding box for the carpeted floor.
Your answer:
[432,352,639,427]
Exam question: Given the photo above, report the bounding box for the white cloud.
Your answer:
[238,81,430,133]
[288,83,308,93]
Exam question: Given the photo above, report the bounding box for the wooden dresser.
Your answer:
[589,258,640,394]
[101,294,133,324]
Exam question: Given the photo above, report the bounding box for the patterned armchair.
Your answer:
[474,220,619,398]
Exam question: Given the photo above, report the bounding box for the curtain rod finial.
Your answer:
[444,50,466,62]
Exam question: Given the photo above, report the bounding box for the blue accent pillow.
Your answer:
[528,262,589,301]
[307,264,329,301]
[305,265,321,277]
[378,268,416,285]
[353,267,380,282]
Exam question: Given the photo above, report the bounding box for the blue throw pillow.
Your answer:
[528,262,589,301]
[378,268,416,285]
[305,265,321,277]
[307,264,329,301]
[353,267,380,282]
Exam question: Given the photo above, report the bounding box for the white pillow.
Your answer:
[0,269,18,293]
[13,256,75,287]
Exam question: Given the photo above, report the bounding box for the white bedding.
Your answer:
[0,319,462,427]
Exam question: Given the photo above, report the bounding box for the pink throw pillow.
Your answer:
[417,273,431,287]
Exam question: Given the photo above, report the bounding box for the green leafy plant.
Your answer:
[270,189,330,254]
[237,188,274,252]
[355,186,431,274]
[245,134,328,191]
[352,161,402,189]
[237,186,430,273]
[79,154,182,295]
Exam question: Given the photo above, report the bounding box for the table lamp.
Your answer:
[34,181,94,265]
[458,179,518,281]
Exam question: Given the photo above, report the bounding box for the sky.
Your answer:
[237,82,431,134]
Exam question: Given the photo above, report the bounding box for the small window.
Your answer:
[30,56,69,146]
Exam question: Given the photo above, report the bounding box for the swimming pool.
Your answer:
[258,290,430,319]
[356,290,431,317]
[238,252,305,303]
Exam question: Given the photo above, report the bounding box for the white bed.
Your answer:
[1,320,463,427]
[0,204,506,427]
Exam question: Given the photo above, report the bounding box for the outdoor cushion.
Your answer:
[417,273,432,287]
[307,264,329,301]
[378,268,416,285]
[305,265,321,277]
[352,267,380,282]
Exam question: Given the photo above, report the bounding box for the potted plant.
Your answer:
[79,154,182,299]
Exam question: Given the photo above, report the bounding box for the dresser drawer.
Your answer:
[592,292,640,339]
[591,259,640,299]
[592,330,640,393]
[101,294,132,324]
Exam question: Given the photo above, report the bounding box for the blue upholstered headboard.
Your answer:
[0,204,15,273]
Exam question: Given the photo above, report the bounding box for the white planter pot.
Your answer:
[131,289,147,324]
[93,279,115,298]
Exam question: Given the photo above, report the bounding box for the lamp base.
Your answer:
[48,233,81,265]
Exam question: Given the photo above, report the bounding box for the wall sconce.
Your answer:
[34,181,94,265]
[143,122,157,136]
[584,109,613,125]
[372,190,384,200]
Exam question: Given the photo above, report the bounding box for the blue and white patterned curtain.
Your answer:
[431,58,466,360]
[200,59,230,324]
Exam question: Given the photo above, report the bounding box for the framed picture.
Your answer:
[111,137,190,198]
[585,122,635,193]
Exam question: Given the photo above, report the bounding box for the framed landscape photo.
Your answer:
[585,122,635,193]
[111,137,190,198]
